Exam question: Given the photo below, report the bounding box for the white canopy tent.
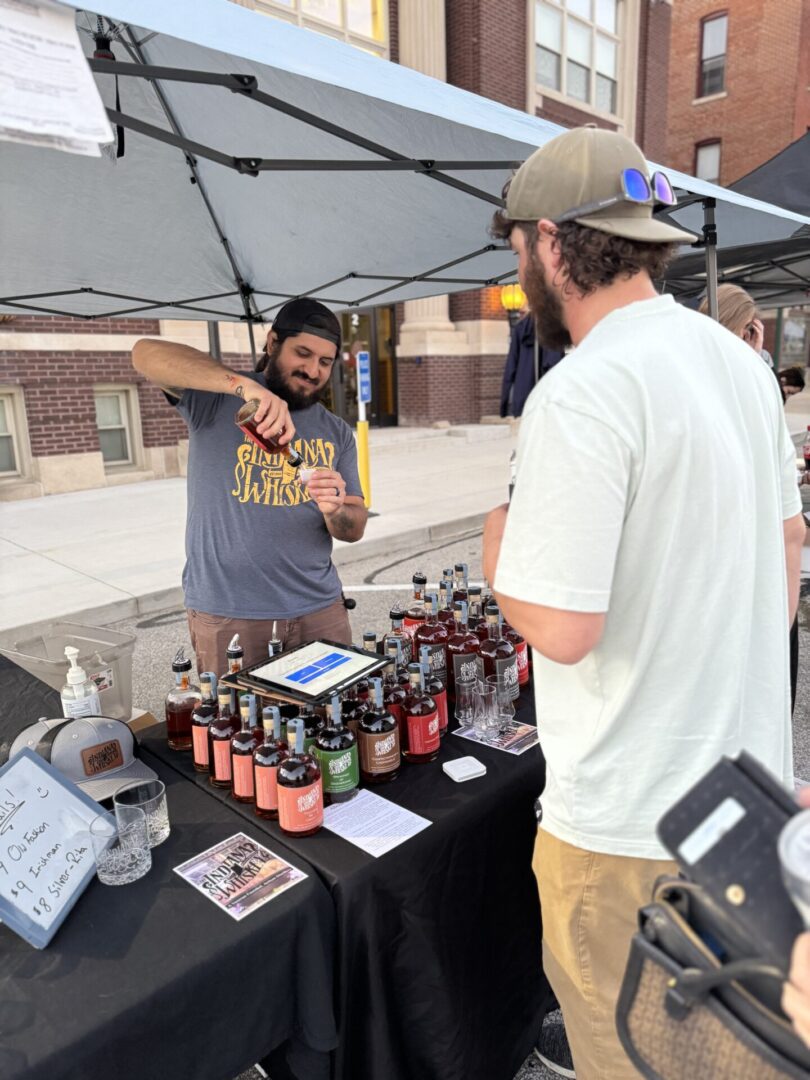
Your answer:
[2,0,809,353]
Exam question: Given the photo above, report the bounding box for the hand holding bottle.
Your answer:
[235,380,295,445]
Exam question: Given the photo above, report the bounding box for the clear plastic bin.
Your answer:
[0,621,136,721]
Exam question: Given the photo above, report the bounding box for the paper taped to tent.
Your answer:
[2,0,809,333]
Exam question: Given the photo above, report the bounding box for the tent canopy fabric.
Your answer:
[2,0,809,323]
[732,133,810,218]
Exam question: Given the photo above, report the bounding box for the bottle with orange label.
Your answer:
[254,706,289,820]
[401,662,440,763]
[208,683,239,788]
[277,718,324,837]
[231,695,260,803]
[191,672,217,772]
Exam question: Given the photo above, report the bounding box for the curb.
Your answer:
[0,514,486,642]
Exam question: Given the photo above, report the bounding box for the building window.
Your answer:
[94,390,133,466]
[695,141,721,184]
[699,13,727,97]
[535,0,620,115]
[0,394,20,476]
[237,0,388,56]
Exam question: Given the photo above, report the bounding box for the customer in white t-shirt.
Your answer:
[482,126,805,1080]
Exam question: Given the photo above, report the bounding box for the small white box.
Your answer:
[443,756,487,782]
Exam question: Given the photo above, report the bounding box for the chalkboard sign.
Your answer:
[0,748,111,949]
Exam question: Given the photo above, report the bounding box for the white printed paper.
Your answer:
[452,720,539,755]
[323,788,431,857]
[0,0,113,156]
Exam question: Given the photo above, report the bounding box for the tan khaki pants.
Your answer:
[187,597,352,677]
[533,828,676,1080]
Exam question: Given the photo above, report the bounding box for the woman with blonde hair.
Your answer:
[699,283,767,359]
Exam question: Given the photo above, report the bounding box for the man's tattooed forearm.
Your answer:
[224,374,245,397]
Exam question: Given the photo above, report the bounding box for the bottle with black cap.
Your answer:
[383,606,413,666]
[354,631,378,701]
[358,677,400,784]
[165,647,200,752]
[314,695,359,804]
[403,572,428,635]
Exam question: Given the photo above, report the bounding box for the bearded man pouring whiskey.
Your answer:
[132,299,366,673]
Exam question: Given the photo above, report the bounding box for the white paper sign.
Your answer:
[323,788,431,857]
[0,748,107,948]
[0,0,113,156]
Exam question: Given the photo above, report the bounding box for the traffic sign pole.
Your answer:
[356,350,372,509]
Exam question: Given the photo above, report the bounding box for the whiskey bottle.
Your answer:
[382,647,408,731]
[208,683,240,788]
[413,593,449,686]
[354,631,378,701]
[446,600,484,703]
[419,644,448,738]
[503,621,530,688]
[341,685,370,737]
[467,585,485,634]
[403,572,428,635]
[387,638,410,687]
[383,607,413,666]
[267,637,283,658]
[401,662,440,763]
[191,672,218,772]
[278,702,300,743]
[226,634,244,674]
[314,695,360,804]
[231,697,260,803]
[277,718,323,837]
[358,677,400,784]
[437,577,456,627]
[165,648,200,751]
[235,399,305,468]
[298,705,322,751]
[480,604,519,701]
[254,706,289,820]
[452,563,469,604]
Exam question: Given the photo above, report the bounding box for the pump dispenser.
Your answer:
[61,646,101,719]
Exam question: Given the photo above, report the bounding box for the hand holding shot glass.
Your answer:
[299,467,347,514]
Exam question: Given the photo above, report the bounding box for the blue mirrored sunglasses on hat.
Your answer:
[554,168,676,224]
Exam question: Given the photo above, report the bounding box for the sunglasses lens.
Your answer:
[622,168,651,203]
[653,171,676,206]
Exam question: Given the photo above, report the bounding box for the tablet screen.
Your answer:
[243,640,386,702]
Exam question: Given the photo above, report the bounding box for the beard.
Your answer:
[263,348,325,411]
[523,247,572,352]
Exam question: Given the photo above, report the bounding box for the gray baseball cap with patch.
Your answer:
[10,715,157,802]
[505,126,696,244]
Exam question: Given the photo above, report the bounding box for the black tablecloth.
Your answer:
[142,695,552,1080]
[0,658,338,1080]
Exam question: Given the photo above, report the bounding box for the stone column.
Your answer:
[396,0,468,358]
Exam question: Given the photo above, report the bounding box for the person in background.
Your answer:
[780,366,806,401]
[483,126,803,1079]
[500,309,563,419]
[132,299,367,675]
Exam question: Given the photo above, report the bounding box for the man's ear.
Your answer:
[537,219,560,269]
[266,329,278,352]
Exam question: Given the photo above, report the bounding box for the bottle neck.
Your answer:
[175,671,190,689]
[454,614,468,633]
[486,619,498,641]
[218,697,230,719]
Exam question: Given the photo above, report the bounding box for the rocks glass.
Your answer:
[90,806,152,886]
[114,780,170,848]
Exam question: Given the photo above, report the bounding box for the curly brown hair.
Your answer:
[490,208,677,296]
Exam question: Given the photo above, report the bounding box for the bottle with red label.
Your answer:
[191,672,218,772]
[231,695,260,803]
[503,620,529,688]
[401,662,440,763]
[480,604,520,702]
[254,706,289,820]
[437,577,456,627]
[383,642,408,726]
[165,648,200,752]
[452,563,469,604]
[403,572,428,636]
[358,677,401,784]
[413,593,449,687]
[419,644,448,738]
[277,718,324,837]
[383,606,413,666]
[208,683,240,788]
[446,600,484,702]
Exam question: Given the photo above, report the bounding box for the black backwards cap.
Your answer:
[272,298,342,350]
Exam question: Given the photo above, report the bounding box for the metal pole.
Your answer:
[774,307,784,371]
[702,198,718,320]
[207,321,222,360]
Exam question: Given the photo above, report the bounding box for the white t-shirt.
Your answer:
[495,294,800,860]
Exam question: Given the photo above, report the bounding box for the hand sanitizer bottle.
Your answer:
[60,646,102,719]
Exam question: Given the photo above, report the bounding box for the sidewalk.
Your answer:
[0,424,516,639]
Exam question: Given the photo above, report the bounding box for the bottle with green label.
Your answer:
[314,694,359,804]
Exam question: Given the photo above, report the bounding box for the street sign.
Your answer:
[357,350,372,404]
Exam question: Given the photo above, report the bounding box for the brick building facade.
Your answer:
[2,0,680,499]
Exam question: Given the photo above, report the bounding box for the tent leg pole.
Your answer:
[207,322,222,360]
[702,197,718,320]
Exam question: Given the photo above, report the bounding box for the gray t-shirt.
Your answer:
[173,374,363,618]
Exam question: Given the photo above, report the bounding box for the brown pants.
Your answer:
[187,597,352,677]
[533,828,677,1080]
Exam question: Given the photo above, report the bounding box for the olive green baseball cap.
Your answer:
[505,126,696,244]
